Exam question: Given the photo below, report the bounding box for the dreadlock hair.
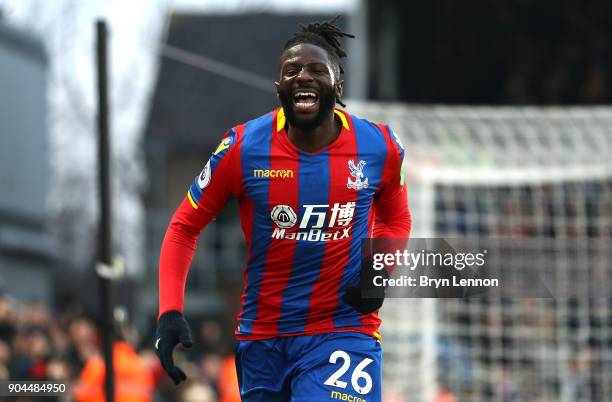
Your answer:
[281,15,355,107]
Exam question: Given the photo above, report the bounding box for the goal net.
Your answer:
[347,102,612,402]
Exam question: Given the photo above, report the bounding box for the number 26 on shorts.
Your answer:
[324,350,374,395]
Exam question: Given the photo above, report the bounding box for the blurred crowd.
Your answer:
[0,294,240,402]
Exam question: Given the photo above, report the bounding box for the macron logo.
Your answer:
[253,169,294,179]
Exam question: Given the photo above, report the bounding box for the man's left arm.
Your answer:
[372,125,411,239]
[343,125,411,314]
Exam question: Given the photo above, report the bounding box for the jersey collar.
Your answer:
[276,107,350,133]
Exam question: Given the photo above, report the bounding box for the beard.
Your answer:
[278,86,336,131]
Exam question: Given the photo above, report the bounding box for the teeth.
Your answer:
[294,91,317,99]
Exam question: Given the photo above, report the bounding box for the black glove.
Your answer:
[343,262,389,315]
[155,310,193,385]
[343,285,385,314]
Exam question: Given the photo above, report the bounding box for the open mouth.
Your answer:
[292,89,319,113]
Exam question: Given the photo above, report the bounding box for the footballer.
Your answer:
[155,16,411,402]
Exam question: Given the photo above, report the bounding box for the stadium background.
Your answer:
[0,0,611,401]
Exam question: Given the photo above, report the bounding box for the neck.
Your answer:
[286,109,341,153]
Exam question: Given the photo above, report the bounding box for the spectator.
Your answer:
[74,340,154,402]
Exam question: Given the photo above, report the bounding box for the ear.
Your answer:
[274,81,280,98]
[336,80,344,99]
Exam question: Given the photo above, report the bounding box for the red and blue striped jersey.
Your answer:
[159,108,411,340]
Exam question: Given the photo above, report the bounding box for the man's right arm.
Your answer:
[158,128,241,318]
[157,196,215,316]
[156,129,241,384]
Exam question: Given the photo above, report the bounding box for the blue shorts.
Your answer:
[235,331,382,402]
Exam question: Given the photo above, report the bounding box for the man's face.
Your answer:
[276,44,342,130]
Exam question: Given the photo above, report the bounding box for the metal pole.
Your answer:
[96,19,115,402]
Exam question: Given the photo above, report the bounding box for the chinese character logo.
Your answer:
[270,203,355,241]
[347,160,368,190]
[329,202,356,227]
